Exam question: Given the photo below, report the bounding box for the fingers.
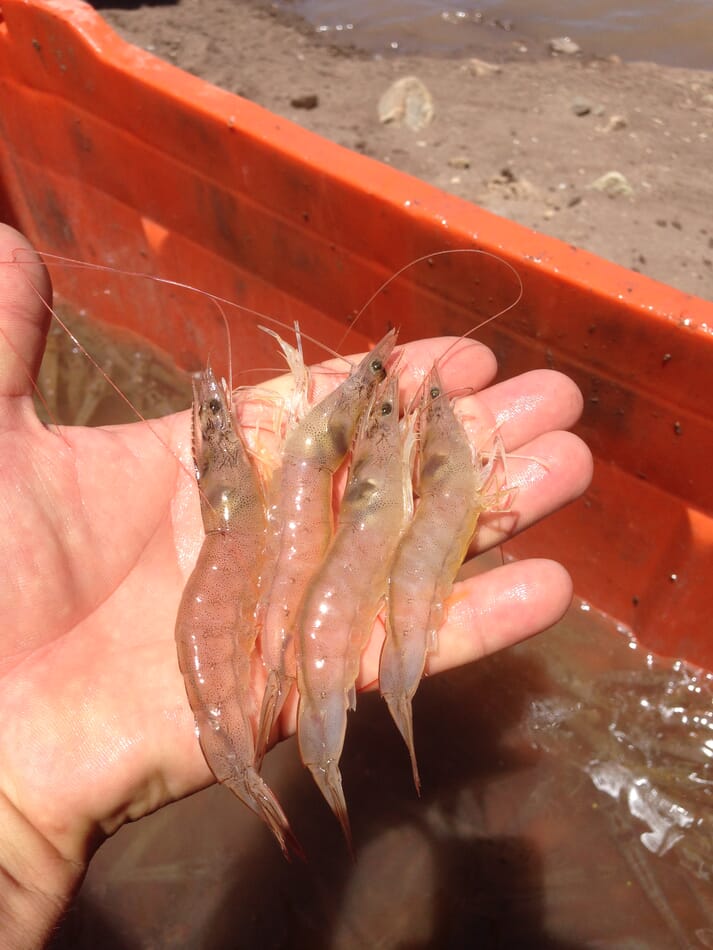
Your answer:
[302,336,497,408]
[455,368,593,551]
[479,368,585,448]
[0,225,52,400]
[476,429,593,550]
[356,557,573,693]
[426,558,574,674]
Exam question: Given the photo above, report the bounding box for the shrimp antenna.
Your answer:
[11,252,213,495]
[208,296,233,404]
[5,249,356,370]
[337,247,523,356]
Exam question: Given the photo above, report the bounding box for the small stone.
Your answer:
[378,76,435,131]
[290,94,319,110]
[597,113,627,133]
[543,208,556,220]
[467,57,502,77]
[572,98,592,116]
[448,155,471,169]
[549,36,581,56]
[588,171,634,197]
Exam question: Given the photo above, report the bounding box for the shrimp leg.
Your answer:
[379,366,495,794]
[175,368,299,857]
[296,376,407,845]
[254,330,397,766]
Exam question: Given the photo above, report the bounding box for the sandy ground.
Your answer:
[97,0,713,302]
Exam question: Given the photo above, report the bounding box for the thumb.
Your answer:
[0,224,52,399]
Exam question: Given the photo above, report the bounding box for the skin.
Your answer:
[0,224,592,948]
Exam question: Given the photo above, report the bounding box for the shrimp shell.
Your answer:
[379,365,496,793]
[175,368,299,857]
[295,375,406,844]
[254,329,397,767]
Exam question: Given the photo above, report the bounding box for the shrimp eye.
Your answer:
[429,386,441,400]
[370,358,383,374]
[380,401,393,416]
[208,398,222,414]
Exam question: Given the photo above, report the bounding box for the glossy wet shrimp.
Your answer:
[379,360,510,792]
[295,373,407,844]
[253,329,397,768]
[6,244,524,853]
[175,367,300,857]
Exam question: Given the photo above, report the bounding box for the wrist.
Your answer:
[0,791,85,949]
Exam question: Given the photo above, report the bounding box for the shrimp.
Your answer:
[174,366,299,857]
[295,375,408,845]
[254,329,397,767]
[379,365,499,794]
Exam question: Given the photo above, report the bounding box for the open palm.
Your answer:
[0,224,591,938]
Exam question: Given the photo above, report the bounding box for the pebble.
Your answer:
[378,76,435,131]
[549,36,581,56]
[466,57,502,78]
[290,94,319,110]
[572,97,592,116]
[589,171,634,197]
[448,155,471,169]
[598,114,628,133]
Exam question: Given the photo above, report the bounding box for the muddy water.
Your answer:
[281,0,713,68]
[43,317,713,948]
[36,308,192,427]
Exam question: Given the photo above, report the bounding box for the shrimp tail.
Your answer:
[298,696,354,853]
[254,669,293,770]
[224,766,304,861]
[306,760,353,855]
[382,692,422,796]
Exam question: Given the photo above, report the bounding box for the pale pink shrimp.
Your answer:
[175,367,299,857]
[254,329,397,767]
[295,375,407,845]
[379,364,499,793]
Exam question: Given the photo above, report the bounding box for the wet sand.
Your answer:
[99,0,713,302]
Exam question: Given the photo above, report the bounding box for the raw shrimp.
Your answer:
[296,375,408,844]
[254,329,397,767]
[175,366,299,857]
[379,365,500,793]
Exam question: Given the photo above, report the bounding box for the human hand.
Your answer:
[0,224,591,945]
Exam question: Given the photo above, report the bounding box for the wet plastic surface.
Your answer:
[1,2,712,659]
[50,588,713,949]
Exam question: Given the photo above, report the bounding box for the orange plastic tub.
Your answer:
[1,0,712,670]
